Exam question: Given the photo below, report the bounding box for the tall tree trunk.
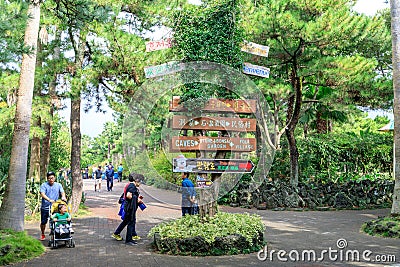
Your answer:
[391,0,400,216]
[68,31,86,214]
[0,0,41,231]
[40,30,61,179]
[286,76,302,187]
[286,128,299,186]
[28,40,43,183]
[28,118,41,183]
[70,97,82,213]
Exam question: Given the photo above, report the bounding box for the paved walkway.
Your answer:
[14,180,400,267]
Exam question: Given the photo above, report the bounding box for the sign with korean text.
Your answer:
[241,40,270,58]
[243,62,270,78]
[144,61,184,78]
[169,96,256,114]
[145,38,173,52]
[173,158,255,173]
[172,115,257,132]
[171,136,256,152]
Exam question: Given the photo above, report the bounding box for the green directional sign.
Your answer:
[173,158,255,173]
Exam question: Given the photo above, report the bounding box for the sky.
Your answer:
[57,0,391,138]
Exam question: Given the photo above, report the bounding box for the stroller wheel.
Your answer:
[68,240,75,248]
[48,240,52,247]
[51,241,58,249]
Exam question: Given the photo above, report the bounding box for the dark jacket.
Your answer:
[124,183,139,220]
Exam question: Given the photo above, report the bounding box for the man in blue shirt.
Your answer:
[106,165,114,191]
[117,163,124,182]
[39,171,67,241]
[181,172,196,216]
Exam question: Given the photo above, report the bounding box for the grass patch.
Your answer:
[361,216,400,238]
[0,229,45,266]
[73,203,91,218]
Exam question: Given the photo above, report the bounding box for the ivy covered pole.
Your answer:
[173,0,244,218]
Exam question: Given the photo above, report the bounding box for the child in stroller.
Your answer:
[48,200,75,248]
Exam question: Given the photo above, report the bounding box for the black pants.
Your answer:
[182,206,194,216]
[114,213,136,243]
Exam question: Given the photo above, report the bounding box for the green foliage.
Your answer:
[172,0,244,107]
[0,229,45,266]
[48,116,71,173]
[0,155,9,207]
[269,119,393,183]
[362,216,400,238]
[25,180,41,215]
[148,212,264,246]
[0,1,29,66]
[149,150,177,184]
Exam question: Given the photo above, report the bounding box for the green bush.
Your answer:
[269,131,393,183]
[148,212,265,255]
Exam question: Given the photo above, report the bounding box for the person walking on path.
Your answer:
[39,171,67,241]
[112,173,143,245]
[106,165,114,191]
[117,163,123,182]
[181,172,196,216]
[94,166,102,192]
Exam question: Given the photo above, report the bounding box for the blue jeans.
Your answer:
[106,178,113,191]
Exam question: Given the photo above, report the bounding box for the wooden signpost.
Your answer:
[171,136,256,152]
[172,115,256,132]
[170,96,258,173]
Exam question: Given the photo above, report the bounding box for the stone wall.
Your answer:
[226,179,394,210]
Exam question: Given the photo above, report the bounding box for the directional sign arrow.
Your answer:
[173,158,256,173]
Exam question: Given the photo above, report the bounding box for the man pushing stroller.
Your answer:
[39,171,67,241]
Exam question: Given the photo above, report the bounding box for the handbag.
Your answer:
[118,200,125,220]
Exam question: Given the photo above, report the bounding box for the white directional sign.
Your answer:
[243,62,270,78]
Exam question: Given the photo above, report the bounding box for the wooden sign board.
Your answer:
[169,96,256,114]
[171,136,256,152]
[172,115,257,132]
[173,158,255,173]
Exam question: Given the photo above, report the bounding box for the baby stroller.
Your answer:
[48,199,75,249]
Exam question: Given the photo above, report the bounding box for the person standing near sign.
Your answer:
[181,172,196,216]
